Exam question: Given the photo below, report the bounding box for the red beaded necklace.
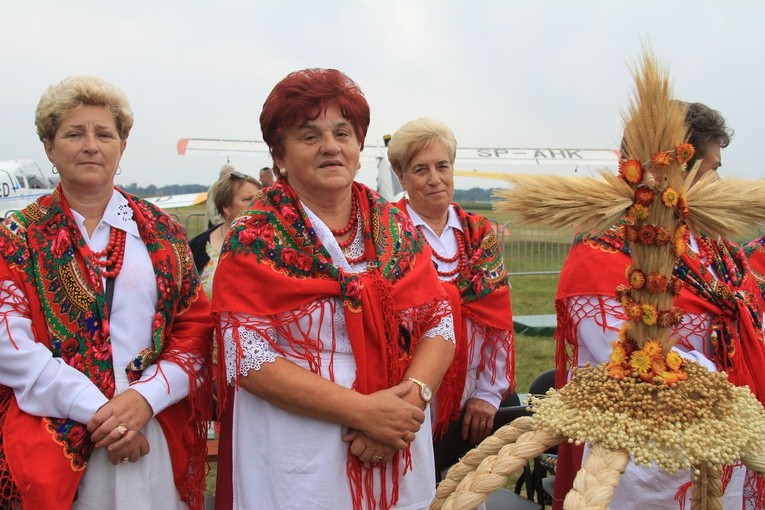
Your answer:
[330,196,359,239]
[686,230,712,265]
[91,227,127,278]
[423,227,466,278]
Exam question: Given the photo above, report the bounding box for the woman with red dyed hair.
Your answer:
[212,68,455,509]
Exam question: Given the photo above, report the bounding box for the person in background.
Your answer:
[552,101,765,510]
[190,171,262,297]
[259,166,275,188]
[211,68,455,510]
[387,117,514,476]
[0,75,212,509]
[205,164,236,229]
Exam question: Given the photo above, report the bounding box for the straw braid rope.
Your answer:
[431,50,765,510]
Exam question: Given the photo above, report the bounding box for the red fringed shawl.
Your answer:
[213,182,450,510]
[552,227,765,510]
[0,186,213,510]
[396,199,514,433]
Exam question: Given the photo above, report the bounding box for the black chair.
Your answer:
[513,369,558,507]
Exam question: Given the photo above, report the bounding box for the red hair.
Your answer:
[259,68,370,163]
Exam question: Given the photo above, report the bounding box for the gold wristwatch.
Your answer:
[406,376,433,404]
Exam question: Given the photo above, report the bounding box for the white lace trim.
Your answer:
[224,325,280,382]
[422,313,455,344]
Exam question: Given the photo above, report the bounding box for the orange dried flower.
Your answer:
[641,303,658,326]
[651,151,672,167]
[630,204,650,220]
[630,350,652,376]
[626,301,643,320]
[646,273,668,293]
[610,341,627,364]
[675,143,695,164]
[677,192,690,219]
[619,159,644,184]
[637,225,657,245]
[625,225,638,242]
[654,226,671,246]
[670,277,683,296]
[643,340,662,358]
[666,351,684,371]
[609,364,632,379]
[634,187,656,206]
[662,187,679,207]
[629,268,646,290]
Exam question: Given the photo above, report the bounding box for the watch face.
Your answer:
[422,385,433,402]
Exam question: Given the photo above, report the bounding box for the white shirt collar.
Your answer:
[405,202,462,239]
[70,190,140,239]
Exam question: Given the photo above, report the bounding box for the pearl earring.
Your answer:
[279,168,287,176]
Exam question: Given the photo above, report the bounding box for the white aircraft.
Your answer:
[177,137,619,202]
[0,159,60,218]
[0,158,208,217]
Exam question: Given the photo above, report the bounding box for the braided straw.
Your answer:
[690,464,723,510]
[431,420,562,510]
[431,416,535,510]
[562,443,629,510]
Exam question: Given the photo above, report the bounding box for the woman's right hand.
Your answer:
[105,431,150,465]
[355,380,424,449]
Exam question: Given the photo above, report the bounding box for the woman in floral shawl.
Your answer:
[387,118,514,475]
[0,76,213,510]
[211,69,455,510]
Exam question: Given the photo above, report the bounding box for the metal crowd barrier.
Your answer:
[492,220,575,276]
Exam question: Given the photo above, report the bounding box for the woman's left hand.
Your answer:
[461,397,496,444]
[87,389,154,448]
[342,429,401,464]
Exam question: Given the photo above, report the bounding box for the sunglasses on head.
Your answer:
[230,171,250,180]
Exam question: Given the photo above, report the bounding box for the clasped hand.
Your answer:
[342,381,424,464]
[87,388,154,465]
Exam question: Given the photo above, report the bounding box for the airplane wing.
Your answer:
[176,137,619,201]
[144,192,208,209]
[177,138,270,156]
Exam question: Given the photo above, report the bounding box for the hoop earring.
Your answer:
[116,166,122,175]
[51,165,58,174]
[279,167,287,176]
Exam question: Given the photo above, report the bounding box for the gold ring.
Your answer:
[116,425,127,436]
[120,457,129,464]
[374,455,383,462]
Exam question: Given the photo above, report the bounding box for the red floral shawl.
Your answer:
[213,181,450,510]
[396,199,514,433]
[0,187,213,510]
[552,227,765,509]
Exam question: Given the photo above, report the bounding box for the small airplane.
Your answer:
[177,137,619,202]
[0,159,60,218]
[0,158,208,218]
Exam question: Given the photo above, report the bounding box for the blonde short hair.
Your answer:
[387,117,457,178]
[35,75,134,142]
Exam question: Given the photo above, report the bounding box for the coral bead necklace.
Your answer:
[91,227,127,278]
[423,227,466,278]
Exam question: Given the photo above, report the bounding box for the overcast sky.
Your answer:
[2,0,763,191]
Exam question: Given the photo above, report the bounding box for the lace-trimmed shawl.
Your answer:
[212,181,451,510]
[0,186,212,510]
